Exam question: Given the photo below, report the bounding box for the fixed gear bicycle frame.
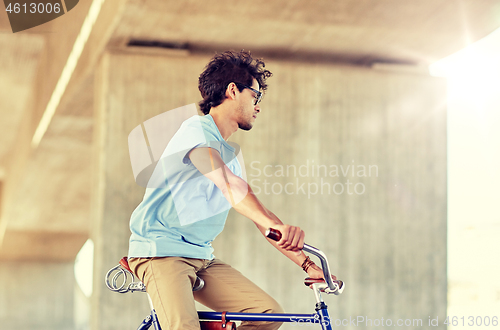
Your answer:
[105,229,344,330]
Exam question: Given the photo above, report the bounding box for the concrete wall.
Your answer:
[91,51,446,330]
[0,261,75,330]
[215,60,447,330]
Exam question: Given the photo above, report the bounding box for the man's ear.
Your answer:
[225,82,239,101]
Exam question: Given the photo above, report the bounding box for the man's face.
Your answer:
[237,79,261,131]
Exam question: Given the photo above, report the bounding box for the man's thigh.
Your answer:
[129,257,206,330]
[194,259,283,314]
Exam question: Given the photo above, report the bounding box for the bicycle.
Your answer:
[105,229,345,330]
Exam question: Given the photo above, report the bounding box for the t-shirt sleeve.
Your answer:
[163,117,224,165]
[182,135,224,165]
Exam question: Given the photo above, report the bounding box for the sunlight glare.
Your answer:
[74,239,94,298]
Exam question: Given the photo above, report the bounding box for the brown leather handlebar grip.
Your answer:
[304,277,344,290]
[304,277,326,286]
[265,228,282,241]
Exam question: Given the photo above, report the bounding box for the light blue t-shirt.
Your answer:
[128,114,242,260]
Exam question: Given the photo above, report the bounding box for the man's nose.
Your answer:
[254,104,261,113]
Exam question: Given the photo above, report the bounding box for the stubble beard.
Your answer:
[238,121,253,131]
[237,105,254,131]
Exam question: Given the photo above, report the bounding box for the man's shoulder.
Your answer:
[180,115,220,140]
[182,114,212,126]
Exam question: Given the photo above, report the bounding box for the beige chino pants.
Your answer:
[128,257,283,330]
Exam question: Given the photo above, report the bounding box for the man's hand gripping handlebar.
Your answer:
[265,228,345,295]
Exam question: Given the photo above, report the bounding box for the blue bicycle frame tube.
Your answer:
[137,314,152,330]
[137,310,161,330]
[198,311,328,327]
[315,303,333,330]
[142,310,332,330]
[151,310,161,330]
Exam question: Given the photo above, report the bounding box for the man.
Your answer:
[128,51,329,330]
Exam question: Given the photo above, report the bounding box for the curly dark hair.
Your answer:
[198,50,272,115]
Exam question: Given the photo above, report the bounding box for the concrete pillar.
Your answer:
[91,50,207,329]
[0,261,75,330]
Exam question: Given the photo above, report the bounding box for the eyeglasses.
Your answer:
[234,83,263,105]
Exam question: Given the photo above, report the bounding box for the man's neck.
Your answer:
[209,106,238,141]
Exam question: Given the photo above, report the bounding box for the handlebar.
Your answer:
[265,228,344,295]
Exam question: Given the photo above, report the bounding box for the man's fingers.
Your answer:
[277,225,290,248]
[280,226,294,250]
[276,225,304,252]
[286,226,297,249]
[297,230,305,250]
[290,227,302,250]
[272,224,305,252]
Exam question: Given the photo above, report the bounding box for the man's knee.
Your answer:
[263,299,284,314]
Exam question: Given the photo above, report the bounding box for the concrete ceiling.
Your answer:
[1,0,500,260]
[112,0,500,64]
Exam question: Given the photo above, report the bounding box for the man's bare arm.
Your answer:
[188,147,304,252]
